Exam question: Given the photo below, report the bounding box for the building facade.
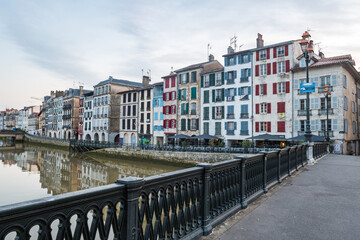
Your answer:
[292,54,360,155]
[138,76,153,146]
[152,82,165,146]
[162,73,177,144]
[119,89,139,146]
[83,92,93,141]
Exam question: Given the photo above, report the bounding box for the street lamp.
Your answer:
[323,85,331,142]
[300,31,314,143]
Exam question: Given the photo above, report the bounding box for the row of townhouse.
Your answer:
[8,32,360,154]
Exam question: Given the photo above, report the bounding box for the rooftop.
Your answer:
[175,61,211,73]
[94,76,143,88]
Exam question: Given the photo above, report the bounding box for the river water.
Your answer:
[0,141,185,207]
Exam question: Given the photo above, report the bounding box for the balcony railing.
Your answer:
[318,109,334,115]
[215,80,222,86]
[240,113,249,119]
[318,86,333,93]
[240,130,249,135]
[227,114,235,119]
[298,110,312,116]
[215,97,223,102]
[240,77,249,82]
[226,96,235,102]
[319,131,334,137]
[191,110,196,115]
[227,79,235,84]
[226,130,235,135]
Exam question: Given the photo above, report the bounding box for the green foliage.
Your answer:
[181,141,187,148]
[209,139,215,148]
[241,140,252,148]
[218,141,225,147]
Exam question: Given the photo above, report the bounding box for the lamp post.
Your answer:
[300,31,314,143]
[323,84,331,142]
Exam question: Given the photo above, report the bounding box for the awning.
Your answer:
[167,134,192,139]
[191,134,221,140]
[247,133,286,141]
[287,134,325,142]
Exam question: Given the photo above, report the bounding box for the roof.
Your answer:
[223,40,297,57]
[201,67,224,75]
[94,77,142,88]
[151,81,163,87]
[83,91,94,97]
[117,88,139,95]
[161,73,177,79]
[175,61,210,73]
[310,54,355,67]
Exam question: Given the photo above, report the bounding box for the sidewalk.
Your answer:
[207,154,360,240]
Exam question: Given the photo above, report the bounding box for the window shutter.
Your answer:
[174,119,176,128]
[315,98,320,109]
[332,119,338,131]
[234,122,237,130]
[344,96,348,110]
[186,103,189,114]
[294,120,299,131]
[313,77,319,88]
[225,89,229,97]
[178,90,181,100]
[331,96,338,108]
[256,104,259,114]
[234,71,237,79]
[256,85,259,96]
[273,83,277,94]
[233,88,237,96]
[256,51,259,61]
[266,49,270,59]
[267,103,271,113]
[184,89,187,99]
[294,99,299,110]
[331,75,337,86]
[225,72,229,80]
[273,47,277,58]
[163,106,166,114]
[286,81,290,93]
[344,119,348,132]
[201,76,204,88]
[285,45,289,56]
[186,73,189,83]
[196,119,199,130]
[238,55,242,64]
[248,68,252,77]
[310,98,315,109]
[221,106,225,119]
[267,122,271,132]
[212,107,215,119]
[210,74,215,86]
[212,90,215,102]
[221,72,225,85]
[221,88,225,101]
[273,62,277,74]
[255,65,259,77]
[178,74,181,84]
[267,63,271,75]
[241,69,245,78]
[294,79,299,89]
[342,75,347,88]
[310,120,316,131]
[277,102,280,113]
[255,122,259,132]
[225,122,228,130]
[263,84,267,95]
[285,60,290,72]
[153,99,155,107]
[188,119,190,130]
[277,121,285,132]
[225,57,229,66]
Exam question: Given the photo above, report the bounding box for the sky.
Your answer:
[1,0,360,110]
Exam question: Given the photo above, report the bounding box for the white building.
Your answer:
[253,34,302,141]
[83,91,93,141]
[152,82,165,146]
[0,113,4,130]
[161,73,177,144]
[119,89,139,146]
[292,54,360,155]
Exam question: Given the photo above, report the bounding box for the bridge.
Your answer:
[0,144,327,239]
[0,130,25,141]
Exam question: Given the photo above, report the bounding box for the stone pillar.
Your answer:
[356,141,359,156]
[307,142,315,164]
[197,163,213,236]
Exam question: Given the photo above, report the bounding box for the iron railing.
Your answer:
[0,144,326,240]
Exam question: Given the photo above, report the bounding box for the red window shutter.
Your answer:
[163,106,166,114]
[266,49,270,59]
[256,51,259,61]
[263,84,267,95]
[267,103,271,113]
[273,47,277,58]
[163,93,166,101]
[173,91,176,100]
[286,81,290,93]
[278,102,285,113]
[278,121,285,132]
[166,79,169,88]
[173,105,176,114]
[267,63,271,75]
[255,65,259,76]
[277,102,280,113]
[285,60,290,72]
[171,78,175,87]
[255,122,259,132]
[174,119,176,128]
[285,45,289,56]
[273,83,277,94]
[267,122,271,132]
[273,62,277,74]
[256,104,259,114]
[256,85,259,96]
[163,120,166,127]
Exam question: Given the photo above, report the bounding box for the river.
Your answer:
[0,141,185,207]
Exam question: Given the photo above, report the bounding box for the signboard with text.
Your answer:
[300,82,315,94]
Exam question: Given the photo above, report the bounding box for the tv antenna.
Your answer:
[230,35,237,51]
[147,69,151,79]
[207,43,212,57]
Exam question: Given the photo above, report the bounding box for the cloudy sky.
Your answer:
[1,0,360,110]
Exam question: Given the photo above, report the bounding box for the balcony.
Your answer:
[240,113,249,119]
[140,108,145,112]
[240,77,249,83]
[226,130,235,135]
[215,97,223,102]
[215,115,223,120]
[215,80,222,86]
[227,79,235,84]
[62,114,71,120]
[147,95,151,100]
[318,109,334,115]
[146,107,151,111]
[227,114,235,119]
[298,110,312,116]
[318,86,333,93]
[191,110,196,115]
[140,118,144,123]
[63,104,72,109]
[319,131,334,137]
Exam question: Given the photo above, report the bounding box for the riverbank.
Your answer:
[24,138,69,151]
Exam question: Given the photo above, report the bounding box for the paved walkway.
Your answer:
[216,154,360,240]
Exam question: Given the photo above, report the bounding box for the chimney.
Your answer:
[227,46,234,54]
[208,54,214,61]
[319,51,325,59]
[142,75,150,87]
[50,91,54,97]
[256,33,264,48]
[79,85,84,96]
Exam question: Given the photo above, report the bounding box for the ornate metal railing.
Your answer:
[0,144,328,240]
[313,143,328,159]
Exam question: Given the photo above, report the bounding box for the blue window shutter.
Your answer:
[153,125,156,131]
[248,53,252,62]
[248,68,251,77]
[331,96,338,108]
[160,100,164,107]
[225,57,229,66]
[241,69,245,77]
[248,86,251,95]
[225,72,229,80]
[234,122,237,130]
[238,55,242,64]
[234,88,237,96]
[153,99,156,107]
[233,57,237,65]
[238,87,241,95]
[225,89,229,97]
[314,77,319,87]
[225,122,228,130]
[234,71,237,79]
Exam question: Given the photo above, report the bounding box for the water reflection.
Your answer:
[0,144,184,206]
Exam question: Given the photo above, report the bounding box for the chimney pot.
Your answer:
[256,33,264,48]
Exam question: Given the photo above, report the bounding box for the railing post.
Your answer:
[287,148,291,176]
[277,150,281,183]
[260,152,268,193]
[240,158,248,209]
[116,177,144,240]
[197,163,213,236]
[295,147,299,171]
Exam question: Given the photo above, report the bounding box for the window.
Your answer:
[181,74,187,84]
[172,91,175,100]
[278,61,285,73]
[260,122,268,132]
[227,105,234,119]
[146,101,150,111]
[300,120,306,132]
[353,121,356,134]
[344,119,348,132]
[229,56,236,65]
[191,103,196,115]
[122,106,126,116]
[190,119,198,130]
[172,105,176,114]
[132,105,136,116]
[128,93,131,102]
[127,106,131,116]
[147,89,151,98]
[300,99,307,110]
[321,120,331,132]
[123,95,126,103]
[216,72,222,85]
[260,64,267,76]
[204,122,209,134]
[127,119,130,130]
[277,46,285,56]
[181,89,186,100]
[141,102,144,111]
[181,119,186,131]
[216,106,223,119]
[260,103,267,114]
[191,71,197,82]
[242,54,250,63]
[320,98,331,110]
[227,122,235,131]
[241,105,248,118]
[278,82,286,94]
[204,75,210,87]
[154,112,158,120]
[203,107,209,120]
[147,113,150,122]
[260,50,267,60]
[215,122,221,135]
[216,89,223,101]
[122,119,126,130]
[344,96,348,110]
[260,84,266,95]
[352,101,355,113]
[320,76,330,87]
[133,93,137,102]
[204,90,210,103]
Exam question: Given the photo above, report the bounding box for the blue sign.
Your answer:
[300,82,315,93]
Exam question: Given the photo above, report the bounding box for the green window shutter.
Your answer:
[204,90,209,103]
[221,88,225,101]
[210,74,215,86]
[186,73,189,83]
[221,106,225,119]
[178,90,181,100]
[191,87,196,99]
[212,90,215,102]
[192,71,197,82]
[181,119,186,131]
[201,76,204,87]
[212,107,215,119]
[188,119,191,130]
[221,72,224,85]
[186,103,189,114]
